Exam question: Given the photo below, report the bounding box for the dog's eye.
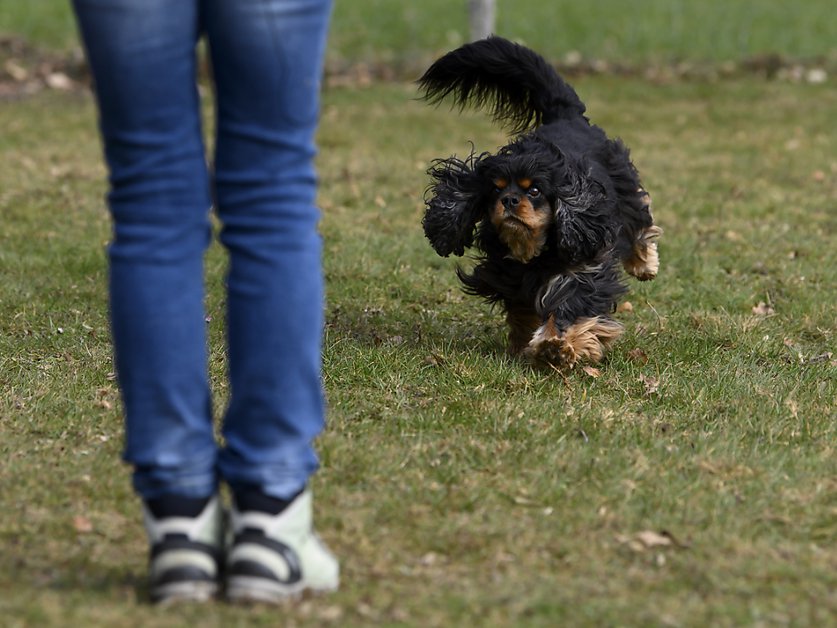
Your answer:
[527,186,541,198]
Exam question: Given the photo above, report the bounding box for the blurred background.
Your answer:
[1,0,835,93]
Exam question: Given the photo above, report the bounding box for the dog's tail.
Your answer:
[418,36,586,135]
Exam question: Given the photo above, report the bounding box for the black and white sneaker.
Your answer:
[142,494,223,604]
[226,489,339,603]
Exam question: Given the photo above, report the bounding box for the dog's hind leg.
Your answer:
[622,189,662,281]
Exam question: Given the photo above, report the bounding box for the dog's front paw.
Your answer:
[524,331,578,369]
[522,316,579,369]
[523,316,624,370]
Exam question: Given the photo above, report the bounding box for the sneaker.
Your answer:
[226,488,339,603]
[142,494,224,604]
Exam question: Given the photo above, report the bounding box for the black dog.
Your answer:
[419,36,661,369]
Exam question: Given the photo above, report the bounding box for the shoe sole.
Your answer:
[226,575,338,605]
[151,580,218,605]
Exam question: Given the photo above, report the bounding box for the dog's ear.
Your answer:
[553,162,619,261]
[423,154,486,257]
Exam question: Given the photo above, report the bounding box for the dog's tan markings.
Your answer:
[637,187,653,217]
[493,178,508,190]
[524,316,623,369]
[623,225,663,281]
[518,178,532,190]
[506,307,542,355]
[561,317,623,363]
[491,197,551,263]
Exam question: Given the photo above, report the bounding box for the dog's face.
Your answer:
[487,172,553,262]
[478,146,561,263]
[423,138,612,263]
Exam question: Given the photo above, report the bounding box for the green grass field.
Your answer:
[1,2,836,626]
[2,0,836,65]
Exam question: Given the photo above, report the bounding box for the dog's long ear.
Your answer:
[553,161,619,261]
[423,153,486,257]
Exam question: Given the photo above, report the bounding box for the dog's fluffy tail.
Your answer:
[418,36,586,134]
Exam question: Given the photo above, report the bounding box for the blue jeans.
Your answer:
[72,0,333,500]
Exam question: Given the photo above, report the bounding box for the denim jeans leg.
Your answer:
[72,0,218,499]
[204,0,333,499]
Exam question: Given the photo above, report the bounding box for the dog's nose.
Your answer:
[501,195,520,210]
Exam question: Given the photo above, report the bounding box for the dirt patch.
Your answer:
[0,35,88,99]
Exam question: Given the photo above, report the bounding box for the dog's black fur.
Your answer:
[419,37,661,368]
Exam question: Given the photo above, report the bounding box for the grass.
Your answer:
[1,72,835,625]
[2,0,836,66]
[1,1,836,625]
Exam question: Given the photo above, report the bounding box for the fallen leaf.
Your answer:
[660,529,690,548]
[639,373,659,395]
[617,301,633,313]
[356,602,376,618]
[617,529,688,552]
[582,365,601,378]
[635,530,672,548]
[752,301,775,316]
[45,72,73,91]
[73,515,93,534]
[419,551,442,566]
[802,352,833,365]
[4,59,28,82]
[806,68,827,84]
[697,459,720,474]
[424,353,445,366]
[627,348,648,364]
[513,495,537,506]
[317,606,344,622]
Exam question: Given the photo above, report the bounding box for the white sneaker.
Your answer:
[225,489,339,603]
[142,495,224,604]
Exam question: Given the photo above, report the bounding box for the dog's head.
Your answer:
[424,137,614,263]
[479,145,559,263]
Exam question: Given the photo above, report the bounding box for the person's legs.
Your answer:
[205,0,333,501]
[72,0,217,501]
[203,0,338,601]
[72,0,221,603]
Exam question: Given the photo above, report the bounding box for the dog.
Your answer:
[419,36,661,369]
